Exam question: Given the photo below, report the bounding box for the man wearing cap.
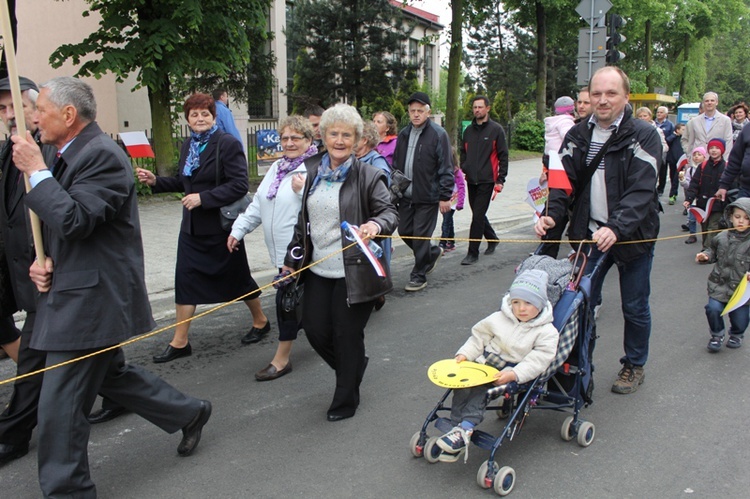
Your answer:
[392,92,453,291]
[682,91,733,161]
[459,95,508,265]
[0,76,57,465]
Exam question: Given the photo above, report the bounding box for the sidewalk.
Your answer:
[140,157,543,320]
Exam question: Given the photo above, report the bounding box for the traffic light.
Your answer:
[605,14,626,65]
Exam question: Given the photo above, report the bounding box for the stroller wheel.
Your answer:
[476,460,499,489]
[560,416,575,441]
[409,431,424,458]
[576,421,596,447]
[494,466,516,496]
[423,437,442,463]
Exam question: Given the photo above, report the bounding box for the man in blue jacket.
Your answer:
[392,92,454,292]
[212,88,243,143]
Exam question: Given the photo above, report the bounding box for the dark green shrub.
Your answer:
[513,120,545,152]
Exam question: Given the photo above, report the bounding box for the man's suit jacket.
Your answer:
[152,131,249,236]
[23,122,156,351]
[0,137,56,312]
[682,112,734,161]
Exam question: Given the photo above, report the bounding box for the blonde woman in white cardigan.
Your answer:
[228,115,317,381]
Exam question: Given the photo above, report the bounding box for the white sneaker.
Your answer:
[436,426,473,462]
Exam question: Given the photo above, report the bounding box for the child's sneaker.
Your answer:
[438,241,447,250]
[445,242,456,252]
[669,196,676,205]
[437,426,472,455]
[726,335,743,349]
[707,335,723,352]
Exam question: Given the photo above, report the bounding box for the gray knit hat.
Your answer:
[509,269,548,310]
[554,96,575,115]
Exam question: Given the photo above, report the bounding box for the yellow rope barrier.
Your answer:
[0,226,727,386]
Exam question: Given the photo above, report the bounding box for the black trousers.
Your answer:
[302,272,373,417]
[0,313,42,446]
[398,200,440,283]
[467,183,498,255]
[37,347,201,498]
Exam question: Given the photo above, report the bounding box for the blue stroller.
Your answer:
[410,246,606,496]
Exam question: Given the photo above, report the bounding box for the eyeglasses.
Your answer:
[281,135,306,142]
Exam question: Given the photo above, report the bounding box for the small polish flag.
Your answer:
[547,151,572,195]
[119,131,155,158]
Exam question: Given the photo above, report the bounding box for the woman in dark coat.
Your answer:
[137,93,268,363]
[282,104,398,421]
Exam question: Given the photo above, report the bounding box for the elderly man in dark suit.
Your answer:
[11,76,211,498]
[0,76,57,465]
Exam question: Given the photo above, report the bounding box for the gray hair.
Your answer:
[278,115,314,142]
[360,120,380,149]
[24,89,39,105]
[703,92,719,102]
[657,106,668,114]
[41,77,97,122]
[319,104,363,142]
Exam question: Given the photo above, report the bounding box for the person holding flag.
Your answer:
[695,198,750,352]
[281,104,397,422]
[535,67,662,395]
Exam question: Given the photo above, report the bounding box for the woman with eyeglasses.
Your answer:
[281,104,398,421]
[228,115,318,381]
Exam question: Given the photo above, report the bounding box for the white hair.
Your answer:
[41,76,97,122]
[319,104,363,141]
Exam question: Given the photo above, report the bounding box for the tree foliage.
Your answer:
[457,0,750,121]
[50,0,271,175]
[287,0,416,112]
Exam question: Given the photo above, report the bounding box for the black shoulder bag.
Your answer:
[215,136,252,232]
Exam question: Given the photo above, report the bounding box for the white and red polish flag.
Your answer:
[547,151,572,195]
[119,131,155,158]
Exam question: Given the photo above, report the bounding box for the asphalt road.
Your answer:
[2,197,750,498]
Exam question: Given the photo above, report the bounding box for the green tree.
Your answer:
[287,0,414,110]
[50,0,270,176]
[445,0,464,148]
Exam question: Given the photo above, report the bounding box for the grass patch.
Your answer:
[509,149,544,161]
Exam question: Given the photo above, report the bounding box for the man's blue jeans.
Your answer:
[705,298,750,338]
[586,245,654,367]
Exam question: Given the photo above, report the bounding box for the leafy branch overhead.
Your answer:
[49,0,273,176]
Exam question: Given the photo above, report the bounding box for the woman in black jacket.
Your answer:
[137,93,268,363]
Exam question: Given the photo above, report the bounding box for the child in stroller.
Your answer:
[436,269,559,463]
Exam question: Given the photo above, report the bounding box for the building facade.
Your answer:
[13,1,443,141]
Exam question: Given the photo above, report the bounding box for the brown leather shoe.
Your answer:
[255,361,293,381]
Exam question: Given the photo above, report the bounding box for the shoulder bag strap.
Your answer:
[575,131,617,196]
[214,134,222,187]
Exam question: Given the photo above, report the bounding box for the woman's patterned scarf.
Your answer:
[309,154,353,194]
[267,144,318,199]
[183,124,218,177]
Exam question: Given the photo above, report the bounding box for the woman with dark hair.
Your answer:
[136,93,268,363]
[373,110,398,166]
[729,103,750,144]
[283,104,398,421]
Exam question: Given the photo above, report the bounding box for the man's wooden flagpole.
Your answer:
[0,1,46,264]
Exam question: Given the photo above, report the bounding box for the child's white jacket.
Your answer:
[456,294,559,384]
